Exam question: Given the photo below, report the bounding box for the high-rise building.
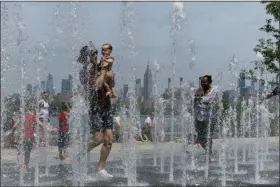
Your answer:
[135,79,142,99]
[69,75,73,96]
[238,70,246,90]
[40,80,46,92]
[46,73,55,94]
[123,84,128,99]
[61,75,73,95]
[180,77,183,86]
[168,78,171,91]
[33,84,39,96]
[26,84,32,96]
[199,76,202,88]
[61,79,68,95]
[251,77,257,94]
[143,62,153,101]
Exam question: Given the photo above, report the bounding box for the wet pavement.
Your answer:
[1,137,279,186]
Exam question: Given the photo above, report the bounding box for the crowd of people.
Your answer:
[6,41,280,181]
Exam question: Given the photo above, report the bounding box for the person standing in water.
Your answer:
[78,43,114,180]
[194,75,218,155]
[15,105,44,175]
[144,112,165,142]
[38,91,50,147]
[57,102,71,161]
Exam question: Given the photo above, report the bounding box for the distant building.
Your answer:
[199,76,202,88]
[222,90,238,104]
[61,75,73,96]
[180,77,183,86]
[135,79,142,99]
[123,84,128,99]
[168,78,171,91]
[250,77,257,94]
[33,84,39,96]
[68,75,73,96]
[143,61,153,101]
[238,70,246,91]
[61,79,68,95]
[40,81,46,92]
[26,84,32,96]
[46,73,55,94]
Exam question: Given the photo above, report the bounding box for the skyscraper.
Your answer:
[33,84,39,96]
[61,75,73,95]
[68,75,73,96]
[180,77,183,86]
[199,76,202,88]
[168,78,171,91]
[123,84,128,99]
[61,79,68,95]
[238,70,246,89]
[46,73,55,94]
[143,62,153,101]
[26,84,32,96]
[135,79,142,99]
[40,80,46,92]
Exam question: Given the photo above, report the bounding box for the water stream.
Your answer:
[1,2,10,152]
[169,2,186,182]
[1,2,279,187]
[120,2,138,185]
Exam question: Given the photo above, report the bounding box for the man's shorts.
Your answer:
[57,131,70,148]
[89,109,113,134]
[17,139,33,155]
[88,88,113,134]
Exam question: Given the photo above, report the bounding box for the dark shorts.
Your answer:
[195,120,214,136]
[17,139,33,155]
[58,131,70,148]
[195,120,215,150]
[88,89,113,134]
[89,110,113,134]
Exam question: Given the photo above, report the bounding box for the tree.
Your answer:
[49,94,61,112]
[254,1,280,79]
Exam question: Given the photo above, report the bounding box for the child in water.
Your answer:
[17,108,41,175]
[57,102,71,161]
[96,43,116,97]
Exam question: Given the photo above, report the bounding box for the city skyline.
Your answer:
[1,2,273,96]
[23,74,73,96]
[22,64,188,98]
[21,65,276,99]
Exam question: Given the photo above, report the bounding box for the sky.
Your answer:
[1,2,272,96]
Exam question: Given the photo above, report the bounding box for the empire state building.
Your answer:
[143,61,153,101]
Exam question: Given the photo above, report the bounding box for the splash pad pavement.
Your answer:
[1,137,279,186]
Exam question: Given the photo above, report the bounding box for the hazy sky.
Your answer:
[1,2,270,96]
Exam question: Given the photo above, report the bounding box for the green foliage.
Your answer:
[49,95,60,111]
[270,118,278,136]
[254,1,280,75]
[222,99,229,112]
